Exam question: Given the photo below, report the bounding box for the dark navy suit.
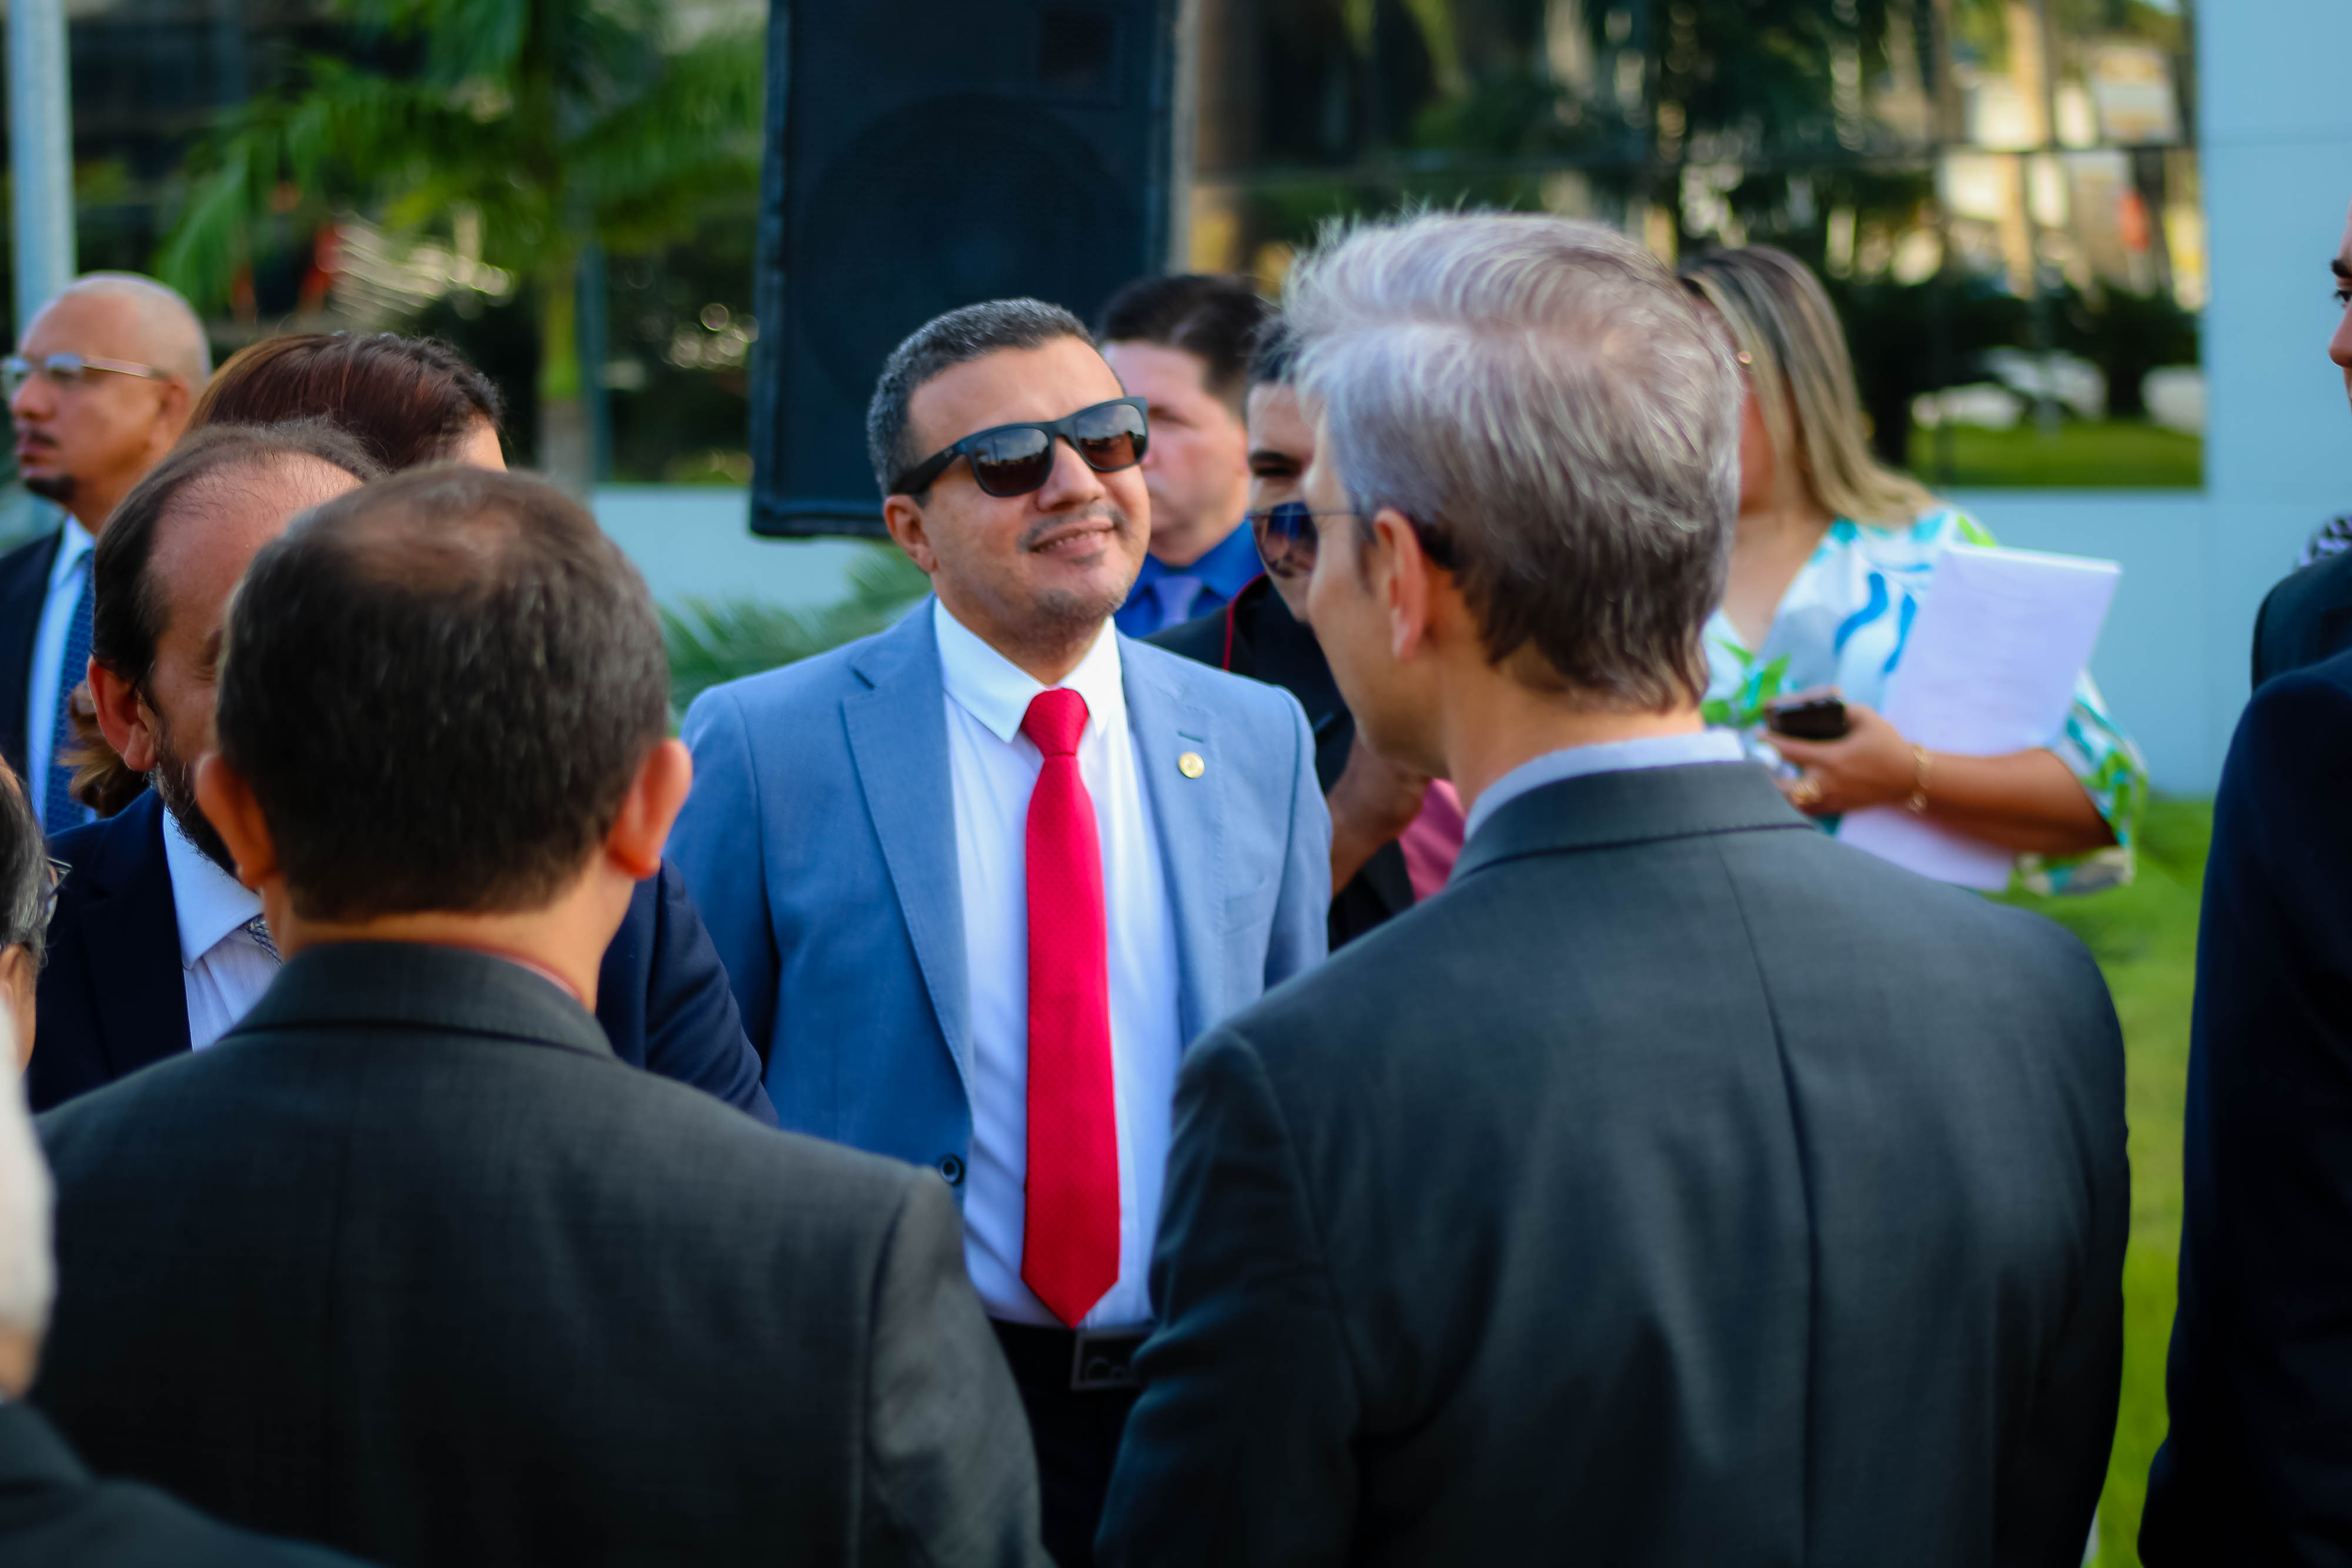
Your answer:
[0,526,61,779]
[30,789,776,1123]
[2143,648,2352,1563]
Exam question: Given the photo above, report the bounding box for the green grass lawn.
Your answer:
[1908,420,2204,489]
[1999,797,2209,1566]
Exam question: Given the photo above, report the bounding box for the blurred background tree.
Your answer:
[154,0,761,490]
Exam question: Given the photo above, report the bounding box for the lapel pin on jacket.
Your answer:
[1177,751,1205,779]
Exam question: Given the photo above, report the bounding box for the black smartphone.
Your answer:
[1765,694,1850,742]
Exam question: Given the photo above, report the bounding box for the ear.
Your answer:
[193,751,280,893]
[881,494,941,577]
[152,376,194,442]
[604,738,693,882]
[1374,507,1438,663]
[86,657,159,773]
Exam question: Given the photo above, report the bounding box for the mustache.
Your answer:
[1019,504,1136,553]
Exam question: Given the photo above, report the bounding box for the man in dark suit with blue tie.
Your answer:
[0,275,208,832]
[1100,213,2129,1566]
[31,420,772,1122]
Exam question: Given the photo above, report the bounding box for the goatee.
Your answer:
[151,727,238,880]
[21,473,74,508]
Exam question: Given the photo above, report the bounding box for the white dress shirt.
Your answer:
[1464,730,1750,842]
[24,515,93,828]
[934,600,1182,1329]
[161,809,280,1050]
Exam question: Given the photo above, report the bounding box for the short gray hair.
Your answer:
[1286,212,1740,708]
[0,1029,54,1339]
[865,297,1093,496]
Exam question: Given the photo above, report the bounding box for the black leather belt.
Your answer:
[991,1319,1148,1393]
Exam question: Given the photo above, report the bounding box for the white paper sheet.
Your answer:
[1835,544,2121,890]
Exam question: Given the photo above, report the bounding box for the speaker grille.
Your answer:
[798,95,1135,410]
[751,1,1175,536]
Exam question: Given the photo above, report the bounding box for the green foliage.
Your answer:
[661,545,931,716]
[156,0,761,356]
[2058,286,2202,422]
[2001,795,2209,1566]
[1906,420,2203,490]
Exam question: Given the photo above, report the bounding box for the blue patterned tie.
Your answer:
[41,561,93,834]
[1154,573,1205,631]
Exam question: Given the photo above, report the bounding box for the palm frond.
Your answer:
[568,30,762,215]
[662,544,931,714]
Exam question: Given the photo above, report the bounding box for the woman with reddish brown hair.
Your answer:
[191,331,506,472]
[64,332,509,814]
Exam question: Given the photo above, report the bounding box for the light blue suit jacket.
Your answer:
[670,601,1331,1190]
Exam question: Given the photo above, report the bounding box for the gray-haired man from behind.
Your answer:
[1097,212,2128,1566]
[0,759,370,1567]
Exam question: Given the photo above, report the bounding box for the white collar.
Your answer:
[933,598,1127,746]
[45,516,93,591]
[161,807,265,969]
[1464,730,1749,842]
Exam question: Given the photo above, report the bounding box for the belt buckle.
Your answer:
[1069,1328,1145,1392]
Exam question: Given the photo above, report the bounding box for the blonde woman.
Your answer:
[1680,245,2144,887]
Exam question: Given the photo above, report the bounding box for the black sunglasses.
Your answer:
[1245,501,1325,572]
[1247,503,1457,572]
[891,396,1149,499]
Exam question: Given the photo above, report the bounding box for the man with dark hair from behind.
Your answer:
[1099,212,2126,1566]
[30,468,1043,1568]
[1147,322,1459,945]
[1097,273,1269,636]
[32,415,772,1125]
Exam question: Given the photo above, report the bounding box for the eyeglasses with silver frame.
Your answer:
[1,352,175,400]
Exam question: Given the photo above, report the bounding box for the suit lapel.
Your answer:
[76,792,194,1077]
[840,603,973,1093]
[1123,641,1222,1047]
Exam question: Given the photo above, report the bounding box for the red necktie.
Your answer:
[1018,687,1120,1328]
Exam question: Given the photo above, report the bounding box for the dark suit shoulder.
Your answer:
[1222,797,2110,1124]
[2254,549,2352,688]
[1144,603,1233,670]
[0,1479,370,1567]
[0,1402,367,1566]
[0,526,59,579]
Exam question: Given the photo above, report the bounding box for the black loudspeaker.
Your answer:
[748,1,1184,537]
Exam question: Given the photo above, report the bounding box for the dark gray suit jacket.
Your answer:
[0,1400,370,1567]
[32,941,1044,1568]
[1100,763,2127,1567]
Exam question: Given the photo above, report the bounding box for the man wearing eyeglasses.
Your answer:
[1148,323,1464,947]
[671,297,1329,1567]
[0,274,208,834]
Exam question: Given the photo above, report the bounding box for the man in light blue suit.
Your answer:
[671,297,1329,1568]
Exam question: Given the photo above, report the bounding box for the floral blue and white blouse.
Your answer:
[1700,507,2148,893]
